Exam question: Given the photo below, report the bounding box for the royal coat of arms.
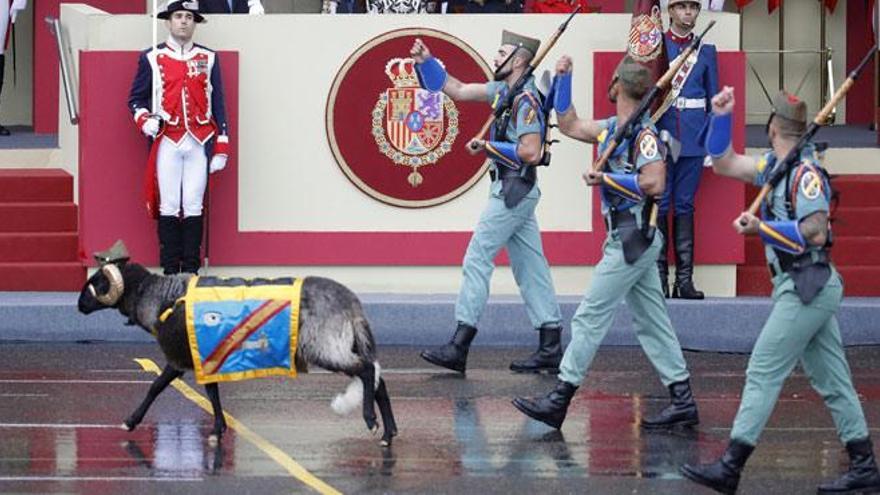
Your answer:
[372,58,459,187]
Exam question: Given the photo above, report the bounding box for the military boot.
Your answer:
[817,437,880,494]
[681,439,755,495]
[641,379,700,429]
[509,325,563,374]
[672,214,705,300]
[512,380,578,429]
[157,216,182,275]
[657,215,670,299]
[420,323,477,373]
[181,215,204,274]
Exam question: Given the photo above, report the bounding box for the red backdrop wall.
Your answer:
[844,0,877,126]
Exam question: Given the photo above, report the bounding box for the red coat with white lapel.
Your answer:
[128,38,230,156]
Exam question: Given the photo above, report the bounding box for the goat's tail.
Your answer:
[330,361,380,415]
[330,315,380,415]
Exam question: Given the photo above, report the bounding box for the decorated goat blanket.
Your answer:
[183,276,303,384]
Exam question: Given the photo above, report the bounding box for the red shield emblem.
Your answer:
[327,28,492,208]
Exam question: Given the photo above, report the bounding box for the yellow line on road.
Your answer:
[134,358,342,495]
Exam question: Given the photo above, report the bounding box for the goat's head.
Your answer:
[78,240,130,314]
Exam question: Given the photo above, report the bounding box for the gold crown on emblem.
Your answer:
[384,58,420,88]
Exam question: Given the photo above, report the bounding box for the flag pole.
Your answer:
[152,0,158,115]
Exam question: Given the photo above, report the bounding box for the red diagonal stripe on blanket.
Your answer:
[201,299,291,376]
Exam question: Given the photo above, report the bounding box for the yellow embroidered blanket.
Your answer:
[184,276,303,384]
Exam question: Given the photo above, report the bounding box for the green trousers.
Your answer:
[559,232,690,387]
[730,268,869,446]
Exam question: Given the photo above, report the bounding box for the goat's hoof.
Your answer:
[122,418,137,431]
[380,433,394,447]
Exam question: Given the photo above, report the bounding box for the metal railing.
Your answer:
[45,16,78,125]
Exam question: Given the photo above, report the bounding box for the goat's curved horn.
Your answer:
[95,264,124,306]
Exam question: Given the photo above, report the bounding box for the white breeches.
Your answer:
[157,134,207,218]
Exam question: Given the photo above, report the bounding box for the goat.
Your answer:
[78,258,397,447]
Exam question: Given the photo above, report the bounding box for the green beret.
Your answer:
[501,30,540,57]
[94,239,130,265]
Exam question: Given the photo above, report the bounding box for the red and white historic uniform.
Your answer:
[128,37,229,218]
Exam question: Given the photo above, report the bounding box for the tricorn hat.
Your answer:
[501,30,540,57]
[157,0,206,23]
[770,90,808,125]
[94,240,130,266]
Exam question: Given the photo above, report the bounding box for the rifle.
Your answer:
[743,47,877,222]
[468,6,582,152]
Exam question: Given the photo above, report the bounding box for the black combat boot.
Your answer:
[657,214,670,299]
[509,325,563,374]
[681,439,755,495]
[157,215,182,275]
[817,437,880,494]
[672,214,705,300]
[181,215,204,274]
[641,379,699,429]
[512,379,578,429]
[420,323,477,373]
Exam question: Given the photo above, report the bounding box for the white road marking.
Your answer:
[0,380,153,384]
[0,423,124,429]
[0,476,202,482]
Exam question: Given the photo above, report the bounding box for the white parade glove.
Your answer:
[141,117,160,138]
[248,0,265,14]
[10,0,26,23]
[209,155,228,174]
[322,0,338,13]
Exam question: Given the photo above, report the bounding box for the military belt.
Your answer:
[768,250,830,278]
[489,165,522,182]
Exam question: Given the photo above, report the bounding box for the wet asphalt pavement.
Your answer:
[1,343,880,494]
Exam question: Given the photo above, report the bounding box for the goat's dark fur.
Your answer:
[78,261,397,446]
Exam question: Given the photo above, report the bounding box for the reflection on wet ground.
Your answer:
[0,343,879,494]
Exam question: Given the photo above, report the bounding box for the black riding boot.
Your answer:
[420,323,477,373]
[817,437,880,493]
[157,215,182,275]
[681,439,755,495]
[512,379,578,429]
[509,325,563,373]
[657,214,670,299]
[181,215,204,274]
[672,214,704,299]
[641,379,699,429]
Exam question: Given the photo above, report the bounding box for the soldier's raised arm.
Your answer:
[411,38,488,102]
[552,56,605,144]
[703,86,758,183]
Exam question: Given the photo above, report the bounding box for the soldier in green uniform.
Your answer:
[512,55,698,430]
[681,87,880,495]
[410,32,564,374]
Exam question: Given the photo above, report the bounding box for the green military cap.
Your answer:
[771,90,807,124]
[501,30,540,57]
[94,239,130,265]
[615,55,654,96]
